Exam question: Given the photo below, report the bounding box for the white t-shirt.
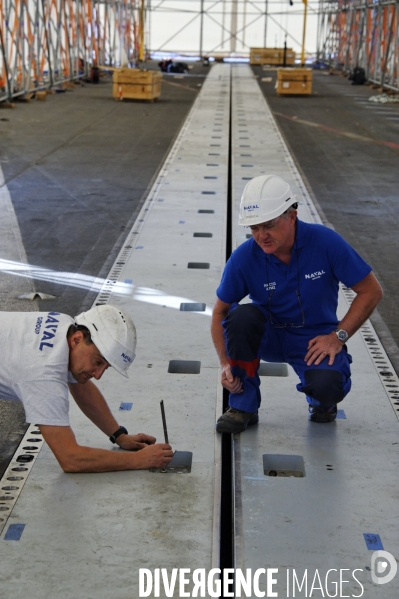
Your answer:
[0,311,77,426]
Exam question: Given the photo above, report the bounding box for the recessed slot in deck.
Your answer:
[150,451,193,474]
[180,303,206,312]
[187,262,210,269]
[168,360,201,374]
[263,454,306,478]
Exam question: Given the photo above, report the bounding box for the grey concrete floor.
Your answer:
[0,63,207,477]
[255,66,399,369]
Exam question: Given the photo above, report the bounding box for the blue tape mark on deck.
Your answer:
[4,524,25,541]
[337,409,346,419]
[136,246,144,249]
[364,534,384,550]
[124,279,132,285]
[119,402,133,411]
[179,221,185,224]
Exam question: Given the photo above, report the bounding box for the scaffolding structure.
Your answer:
[0,0,321,103]
[2,0,397,101]
[317,0,399,91]
[0,0,140,102]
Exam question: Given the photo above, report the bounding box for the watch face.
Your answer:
[337,329,348,341]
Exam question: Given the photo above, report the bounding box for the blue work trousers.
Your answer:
[223,304,352,413]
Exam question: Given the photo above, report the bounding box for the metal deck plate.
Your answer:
[0,65,230,598]
[231,65,399,598]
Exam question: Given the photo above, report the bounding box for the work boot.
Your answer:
[308,405,337,423]
[216,407,259,434]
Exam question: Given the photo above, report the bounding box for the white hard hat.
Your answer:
[74,305,136,378]
[238,175,297,226]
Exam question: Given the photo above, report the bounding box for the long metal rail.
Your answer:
[231,64,399,597]
[0,64,229,597]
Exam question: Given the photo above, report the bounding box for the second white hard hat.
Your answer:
[74,305,137,378]
[238,175,297,226]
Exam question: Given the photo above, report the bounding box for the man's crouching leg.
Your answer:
[216,304,266,434]
[299,366,351,423]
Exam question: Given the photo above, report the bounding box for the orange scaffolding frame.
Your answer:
[0,0,140,101]
[317,0,399,91]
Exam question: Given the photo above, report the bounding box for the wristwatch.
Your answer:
[335,328,349,343]
[109,426,128,444]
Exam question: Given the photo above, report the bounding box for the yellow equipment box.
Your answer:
[250,47,296,66]
[112,69,162,102]
[276,68,313,96]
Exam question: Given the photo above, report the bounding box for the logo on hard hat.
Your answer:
[244,204,260,212]
[121,353,133,363]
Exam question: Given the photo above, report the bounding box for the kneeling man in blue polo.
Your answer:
[211,175,383,434]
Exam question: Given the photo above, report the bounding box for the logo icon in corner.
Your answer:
[371,551,398,585]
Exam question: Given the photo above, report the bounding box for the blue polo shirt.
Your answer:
[217,220,372,334]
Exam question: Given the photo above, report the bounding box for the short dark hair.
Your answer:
[67,324,93,345]
[282,203,298,218]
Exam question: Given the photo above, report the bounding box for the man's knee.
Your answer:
[302,369,349,405]
[224,304,266,359]
[225,304,266,333]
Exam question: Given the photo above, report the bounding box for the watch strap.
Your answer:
[109,426,128,443]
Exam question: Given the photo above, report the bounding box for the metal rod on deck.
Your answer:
[160,400,169,445]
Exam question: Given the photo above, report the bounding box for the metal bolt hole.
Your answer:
[2,486,19,491]
[11,467,28,471]
[187,262,210,269]
[6,477,23,481]
[16,454,34,462]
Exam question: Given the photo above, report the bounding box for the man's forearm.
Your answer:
[339,295,379,338]
[339,276,383,339]
[60,445,143,473]
[211,315,229,366]
[39,424,171,473]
